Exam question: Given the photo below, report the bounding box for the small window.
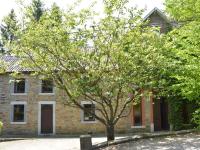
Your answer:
[14,79,26,93]
[11,103,26,123]
[82,103,95,122]
[133,103,142,126]
[41,79,54,93]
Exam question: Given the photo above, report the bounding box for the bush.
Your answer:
[0,121,3,135]
[192,108,200,129]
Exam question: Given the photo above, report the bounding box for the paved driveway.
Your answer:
[104,133,200,150]
[0,137,107,150]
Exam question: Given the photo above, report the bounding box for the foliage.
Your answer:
[25,0,45,22]
[165,0,200,99]
[0,9,19,53]
[165,0,200,22]
[10,0,167,141]
[168,96,183,130]
[165,0,200,129]
[168,96,197,130]
[0,121,3,134]
[192,108,200,129]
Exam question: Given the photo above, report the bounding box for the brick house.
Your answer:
[0,8,194,136]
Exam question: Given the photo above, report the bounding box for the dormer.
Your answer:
[144,7,172,33]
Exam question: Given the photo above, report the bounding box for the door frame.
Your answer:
[38,101,56,135]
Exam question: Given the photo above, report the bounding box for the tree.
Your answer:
[0,41,4,53]
[25,0,45,22]
[0,9,19,53]
[49,3,62,25]
[12,0,166,141]
[165,0,200,126]
[165,0,200,101]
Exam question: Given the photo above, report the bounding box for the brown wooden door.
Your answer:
[41,104,53,134]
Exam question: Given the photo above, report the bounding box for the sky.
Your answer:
[0,0,164,22]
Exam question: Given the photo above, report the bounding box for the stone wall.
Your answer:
[0,74,129,135]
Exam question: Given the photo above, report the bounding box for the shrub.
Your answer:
[0,121,3,134]
[192,108,200,129]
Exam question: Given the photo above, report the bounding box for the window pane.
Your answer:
[83,104,95,121]
[41,80,53,93]
[13,105,24,122]
[14,79,25,93]
[134,103,142,126]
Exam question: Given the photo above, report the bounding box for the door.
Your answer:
[41,104,53,134]
[153,97,169,131]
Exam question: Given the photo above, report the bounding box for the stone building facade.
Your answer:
[0,8,173,136]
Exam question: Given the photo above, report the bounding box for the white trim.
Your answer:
[38,101,56,135]
[11,93,28,96]
[38,93,55,96]
[10,122,27,125]
[10,101,27,124]
[131,126,146,129]
[81,101,97,124]
[11,101,27,105]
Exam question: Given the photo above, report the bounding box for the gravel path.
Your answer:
[103,133,200,150]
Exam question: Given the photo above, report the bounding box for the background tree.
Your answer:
[25,0,45,23]
[0,9,19,53]
[11,0,166,141]
[165,0,200,127]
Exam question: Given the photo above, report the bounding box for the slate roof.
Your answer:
[0,55,31,72]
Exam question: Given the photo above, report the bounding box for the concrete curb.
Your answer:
[92,129,198,150]
[0,138,26,143]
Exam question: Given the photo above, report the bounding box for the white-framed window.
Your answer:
[39,79,55,95]
[10,78,28,95]
[10,101,27,124]
[81,101,96,123]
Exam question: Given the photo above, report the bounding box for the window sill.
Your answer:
[10,122,27,125]
[131,126,146,129]
[10,93,27,96]
[81,120,97,124]
[39,93,55,95]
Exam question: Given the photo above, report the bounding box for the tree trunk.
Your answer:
[106,124,115,141]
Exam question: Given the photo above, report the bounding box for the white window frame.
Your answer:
[39,79,55,95]
[10,101,27,124]
[81,101,97,124]
[10,78,28,96]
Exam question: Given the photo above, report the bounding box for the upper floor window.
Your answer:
[40,79,54,94]
[81,101,96,123]
[14,79,26,93]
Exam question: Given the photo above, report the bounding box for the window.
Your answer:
[13,79,26,93]
[41,79,54,93]
[81,102,96,123]
[133,103,142,126]
[11,102,26,124]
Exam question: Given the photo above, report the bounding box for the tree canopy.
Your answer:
[165,0,200,101]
